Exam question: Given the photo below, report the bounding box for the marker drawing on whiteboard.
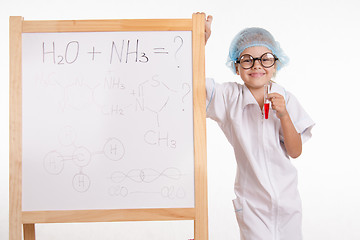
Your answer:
[161,186,185,199]
[108,185,129,197]
[137,75,176,127]
[108,167,186,199]
[110,167,182,184]
[108,185,186,199]
[153,47,169,54]
[144,130,177,148]
[181,82,191,111]
[43,128,126,193]
[73,173,91,193]
[174,36,183,68]
[87,46,102,60]
[110,39,149,64]
[42,41,79,64]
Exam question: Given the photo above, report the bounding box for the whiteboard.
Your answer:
[22,31,194,211]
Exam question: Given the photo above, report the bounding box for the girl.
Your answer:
[205,16,314,240]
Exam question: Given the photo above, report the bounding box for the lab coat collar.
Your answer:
[241,84,259,109]
[241,82,286,110]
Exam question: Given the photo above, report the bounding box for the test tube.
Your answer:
[264,84,270,119]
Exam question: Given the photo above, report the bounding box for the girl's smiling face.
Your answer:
[236,46,276,91]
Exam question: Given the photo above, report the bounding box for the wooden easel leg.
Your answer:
[23,224,36,240]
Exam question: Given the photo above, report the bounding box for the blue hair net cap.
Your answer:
[226,27,289,74]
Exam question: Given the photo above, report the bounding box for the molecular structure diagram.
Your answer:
[41,60,191,194]
[42,71,191,151]
[47,71,191,128]
[43,126,125,193]
[43,126,186,197]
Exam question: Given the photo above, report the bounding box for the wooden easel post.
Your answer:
[9,13,207,240]
[9,16,26,240]
[191,13,208,240]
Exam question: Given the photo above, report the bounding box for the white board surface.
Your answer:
[22,31,194,211]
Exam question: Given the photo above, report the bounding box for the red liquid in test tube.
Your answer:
[264,84,270,119]
[264,102,270,119]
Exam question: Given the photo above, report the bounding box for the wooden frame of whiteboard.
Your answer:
[9,14,207,240]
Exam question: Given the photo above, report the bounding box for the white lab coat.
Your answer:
[206,78,314,240]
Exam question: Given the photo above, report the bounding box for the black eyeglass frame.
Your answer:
[235,52,279,69]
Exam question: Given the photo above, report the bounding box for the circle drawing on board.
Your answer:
[108,185,128,197]
[176,187,186,199]
[43,151,64,175]
[103,138,125,161]
[72,146,91,167]
[161,186,186,199]
[72,173,91,192]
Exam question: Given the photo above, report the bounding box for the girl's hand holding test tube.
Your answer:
[267,92,288,119]
[264,83,288,119]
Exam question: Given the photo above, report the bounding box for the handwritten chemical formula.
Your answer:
[22,31,195,211]
[41,38,177,65]
[40,34,185,66]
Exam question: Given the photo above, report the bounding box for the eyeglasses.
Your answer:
[236,52,278,69]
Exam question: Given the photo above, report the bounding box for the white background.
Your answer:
[1,0,360,239]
